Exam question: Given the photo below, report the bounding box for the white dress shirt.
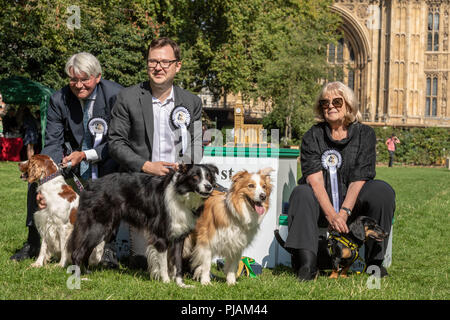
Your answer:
[151,87,176,162]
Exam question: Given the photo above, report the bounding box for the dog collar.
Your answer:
[39,170,62,185]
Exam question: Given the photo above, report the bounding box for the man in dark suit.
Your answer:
[108,38,202,269]
[109,37,202,175]
[11,52,123,264]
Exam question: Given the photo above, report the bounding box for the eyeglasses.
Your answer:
[147,59,178,69]
[319,97,344,109]
[69,77,93,85]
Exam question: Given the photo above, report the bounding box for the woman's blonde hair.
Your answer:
[313,81,362,126]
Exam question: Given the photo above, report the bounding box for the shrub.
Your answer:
[374,126,450,166]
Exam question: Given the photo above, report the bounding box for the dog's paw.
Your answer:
[226,273,236,285]
[176,277,194,288]
[329,271,339,279]
[30,262,43,268]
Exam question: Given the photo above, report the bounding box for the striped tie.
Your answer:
[80,101,92,180]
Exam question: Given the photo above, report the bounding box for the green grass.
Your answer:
[0,161,449,300]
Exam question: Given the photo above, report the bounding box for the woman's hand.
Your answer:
[328,211,349,234]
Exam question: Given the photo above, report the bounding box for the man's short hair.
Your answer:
[147,37,181,61]
[65,52,102,78]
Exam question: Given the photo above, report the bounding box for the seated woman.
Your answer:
[285,81,395,281]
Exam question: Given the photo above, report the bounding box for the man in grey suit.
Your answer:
[109,37,202,175]
[11,53,123,265]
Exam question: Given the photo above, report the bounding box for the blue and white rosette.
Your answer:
[171,106,191,156]
[321,149,342,213]
[88,117,108,180]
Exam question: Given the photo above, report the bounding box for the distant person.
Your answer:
[17,106,39,160]
[33,110,42,154]
[0,92,7,137]
[385,134,400,167]
[2,108,19,136]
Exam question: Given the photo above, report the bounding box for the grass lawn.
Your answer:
[0,161,448,300]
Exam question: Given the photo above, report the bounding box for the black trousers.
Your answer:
[285,180,395,263]
[388,151,395,167]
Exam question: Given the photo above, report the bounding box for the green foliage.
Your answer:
[373,126,450,166]
[0,0,163,89]
[1,0,341,134]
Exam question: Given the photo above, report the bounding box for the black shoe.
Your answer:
[10,226,41,261]
[10,242,40,261]
[100,243,119,269]
[291,249,318,282]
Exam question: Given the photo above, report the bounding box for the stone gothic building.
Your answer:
[202,0,450,128]
[331,0,450,127]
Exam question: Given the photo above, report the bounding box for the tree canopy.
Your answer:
[0,0,340,142]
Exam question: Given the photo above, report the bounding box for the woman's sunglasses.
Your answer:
[319,97,344,109]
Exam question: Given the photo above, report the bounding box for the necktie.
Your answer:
[80,100,92,180]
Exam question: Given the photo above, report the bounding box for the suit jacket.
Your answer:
[42,79,123,177]
[108,82,202,172]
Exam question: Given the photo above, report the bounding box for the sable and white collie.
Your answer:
[18,154,103,268]
[68,163,218,287]
[184,168,273,285]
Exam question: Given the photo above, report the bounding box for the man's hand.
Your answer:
[62,151,86,168]
[36,192,47,210]
[141,161,178,176]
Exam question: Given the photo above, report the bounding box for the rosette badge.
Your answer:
[87,117,108,180]
[88,117,108,137]
[171,106,191,156]
[321,149,342,213]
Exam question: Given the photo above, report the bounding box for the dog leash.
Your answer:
[58,162,85,192]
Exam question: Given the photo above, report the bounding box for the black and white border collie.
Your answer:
[68,163,218,287]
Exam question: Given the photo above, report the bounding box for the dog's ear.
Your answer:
[231,170,248,183]
[178,162,193,174]
[349,217,366,242]
[204,163,219,176]
[18,160,29,173]
[258,167,274,177]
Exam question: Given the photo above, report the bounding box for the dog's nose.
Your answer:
[204,184,212,192]
[259,193,266,201]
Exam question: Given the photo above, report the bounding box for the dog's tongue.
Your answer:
[255,203,265,215]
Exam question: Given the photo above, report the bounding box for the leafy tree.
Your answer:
[1,0,341,144]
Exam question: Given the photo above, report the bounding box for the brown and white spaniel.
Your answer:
[19,154,104,267]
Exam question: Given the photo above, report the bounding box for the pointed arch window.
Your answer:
[427,10,439,51]
[326,37,356,90]
[426,76,438,117]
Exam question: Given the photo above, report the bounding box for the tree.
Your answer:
[1,0,341,144]
[255,0,341,143]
